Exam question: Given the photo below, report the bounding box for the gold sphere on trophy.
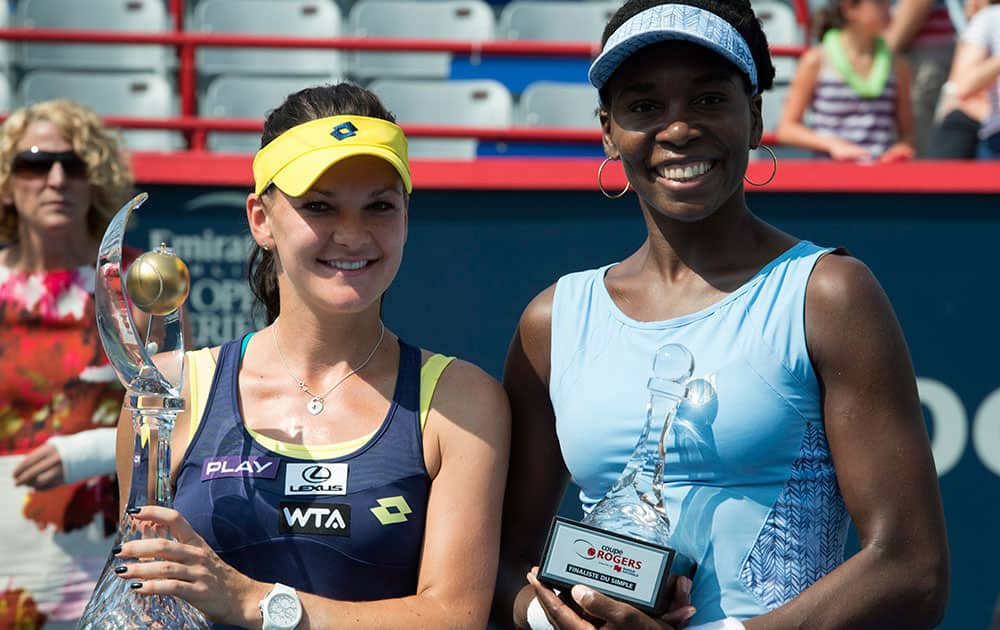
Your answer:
[125,242,191,315]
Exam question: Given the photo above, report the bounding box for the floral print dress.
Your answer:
[0,262,124,629]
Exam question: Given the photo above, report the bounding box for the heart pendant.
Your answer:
[307,398,324,415]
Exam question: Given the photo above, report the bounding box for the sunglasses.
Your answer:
[11,149,88,179]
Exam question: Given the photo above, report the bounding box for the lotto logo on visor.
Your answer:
[252,114,412,196]
[285,463,348,495]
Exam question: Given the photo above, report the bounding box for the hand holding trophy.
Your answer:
[78,193,209,629]
[537,343,708,616]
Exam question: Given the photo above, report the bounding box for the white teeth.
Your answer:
[329,260,368,270]
[660,161,712,181]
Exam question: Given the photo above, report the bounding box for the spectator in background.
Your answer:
[946,0,1000,158]
[926,0,991,158]
[885,0,957,157]
[778,0,916,162]
[0,100,138,628]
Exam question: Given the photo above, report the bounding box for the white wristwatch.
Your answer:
[259,582,303,630]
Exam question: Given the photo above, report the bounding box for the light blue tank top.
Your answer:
[549,240,850,623]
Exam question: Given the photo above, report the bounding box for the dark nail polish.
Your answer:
[125,506,141,515]
[114,565,127,574]
[111,545,122,555]
[129,582,142,590]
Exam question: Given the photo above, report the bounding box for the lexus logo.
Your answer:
[302,465,333,483]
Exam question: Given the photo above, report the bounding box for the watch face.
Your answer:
[267,593,300,627]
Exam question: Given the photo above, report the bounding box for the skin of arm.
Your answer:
[951,41,1000,99]
[743,254,949,629]
[490,285,570,628]
[116,355,511,629]
[880,54,917,162]
[776,48,872,160]
[884,0,935,51]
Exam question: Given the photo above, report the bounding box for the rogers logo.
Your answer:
[302,465,333,483]
[573,538,598,560]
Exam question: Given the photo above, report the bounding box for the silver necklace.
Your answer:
[271,319,386,415]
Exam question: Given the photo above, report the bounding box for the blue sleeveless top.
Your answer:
[174,338,430,619]
[549,241,850,624]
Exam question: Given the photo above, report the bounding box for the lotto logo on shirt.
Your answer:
[279,501,351,536]
[201,456,279,481]
[284,463,348,495]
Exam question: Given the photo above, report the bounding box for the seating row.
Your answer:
[0,0,804,83]
[0,70,791,157]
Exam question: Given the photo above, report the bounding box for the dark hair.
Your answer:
[813,0,857,40]
[249,82,397,325]
[598,0,776,105]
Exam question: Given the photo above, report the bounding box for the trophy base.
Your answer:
[538,516,696,616]
[77,568,211,630]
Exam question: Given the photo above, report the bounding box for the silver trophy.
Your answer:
[538,344,712,615]
[78,193,210,629]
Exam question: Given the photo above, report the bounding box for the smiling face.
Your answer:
[4,120,93,238]
[601,40,762,223]
[248,154,408,316]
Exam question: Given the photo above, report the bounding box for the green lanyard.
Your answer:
[822,29,892,99]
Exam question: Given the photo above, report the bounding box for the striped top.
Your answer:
[809,55,897,158]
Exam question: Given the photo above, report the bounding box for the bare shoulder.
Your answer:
[421,352,510,430]
[807,253,886,313]
[798,46,824,73]
[519,283,556,339]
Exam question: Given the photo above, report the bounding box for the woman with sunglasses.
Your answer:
[0,99,137,628]
[110,83,511,629]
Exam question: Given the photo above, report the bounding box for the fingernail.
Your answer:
[129,582,142,590]
[571,584,594,605]
[681,577,692,595]
[114,565,127,574]
[111,545,122,555]
[684,606,697,621]
[125,506,141,515]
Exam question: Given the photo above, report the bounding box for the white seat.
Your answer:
[760,84,789,134]
[348,0,495,79]
[200,75,339,153]
[0,72,12,114]
[191,0,344,78]
[753,0,803,83]
[517,81,598,128]
[15,0,174,72]
[369,78,512,158]
[17,70,185,151]
[498,1,618,43]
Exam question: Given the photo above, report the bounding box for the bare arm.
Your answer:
[885,0,935,51]
[490,285,572,629]
[952,42,1000,99]
[881,55,917,162]
[776,48,871,160]
[745,255,948,629]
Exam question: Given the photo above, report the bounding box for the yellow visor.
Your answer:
[252,115,412,196]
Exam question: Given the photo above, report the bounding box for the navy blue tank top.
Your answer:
[174,338,430,614]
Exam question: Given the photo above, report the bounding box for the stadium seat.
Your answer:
[15,0,174,72]
[369,78,512,159]
[348,0,495,80]
[760,84,790,134]
[752,0,804,83]
[200,74,338,153]
[190,0,344,79]
[517,81,598,128]
[498,1,618,43]
[0,73,12,114]
[17,70,185,151]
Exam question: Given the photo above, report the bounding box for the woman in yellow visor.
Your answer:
[110,83,510,629]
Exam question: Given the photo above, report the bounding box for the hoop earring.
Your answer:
[598,157,630,199]
[744,144,777,187]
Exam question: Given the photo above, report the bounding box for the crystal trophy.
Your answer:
[78,193,210,629]
[537,344,700,615]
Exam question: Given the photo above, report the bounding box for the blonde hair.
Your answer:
[0,99,134,243]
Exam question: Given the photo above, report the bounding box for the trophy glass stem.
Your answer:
[78,399,209,629]
[643,397,681,517]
